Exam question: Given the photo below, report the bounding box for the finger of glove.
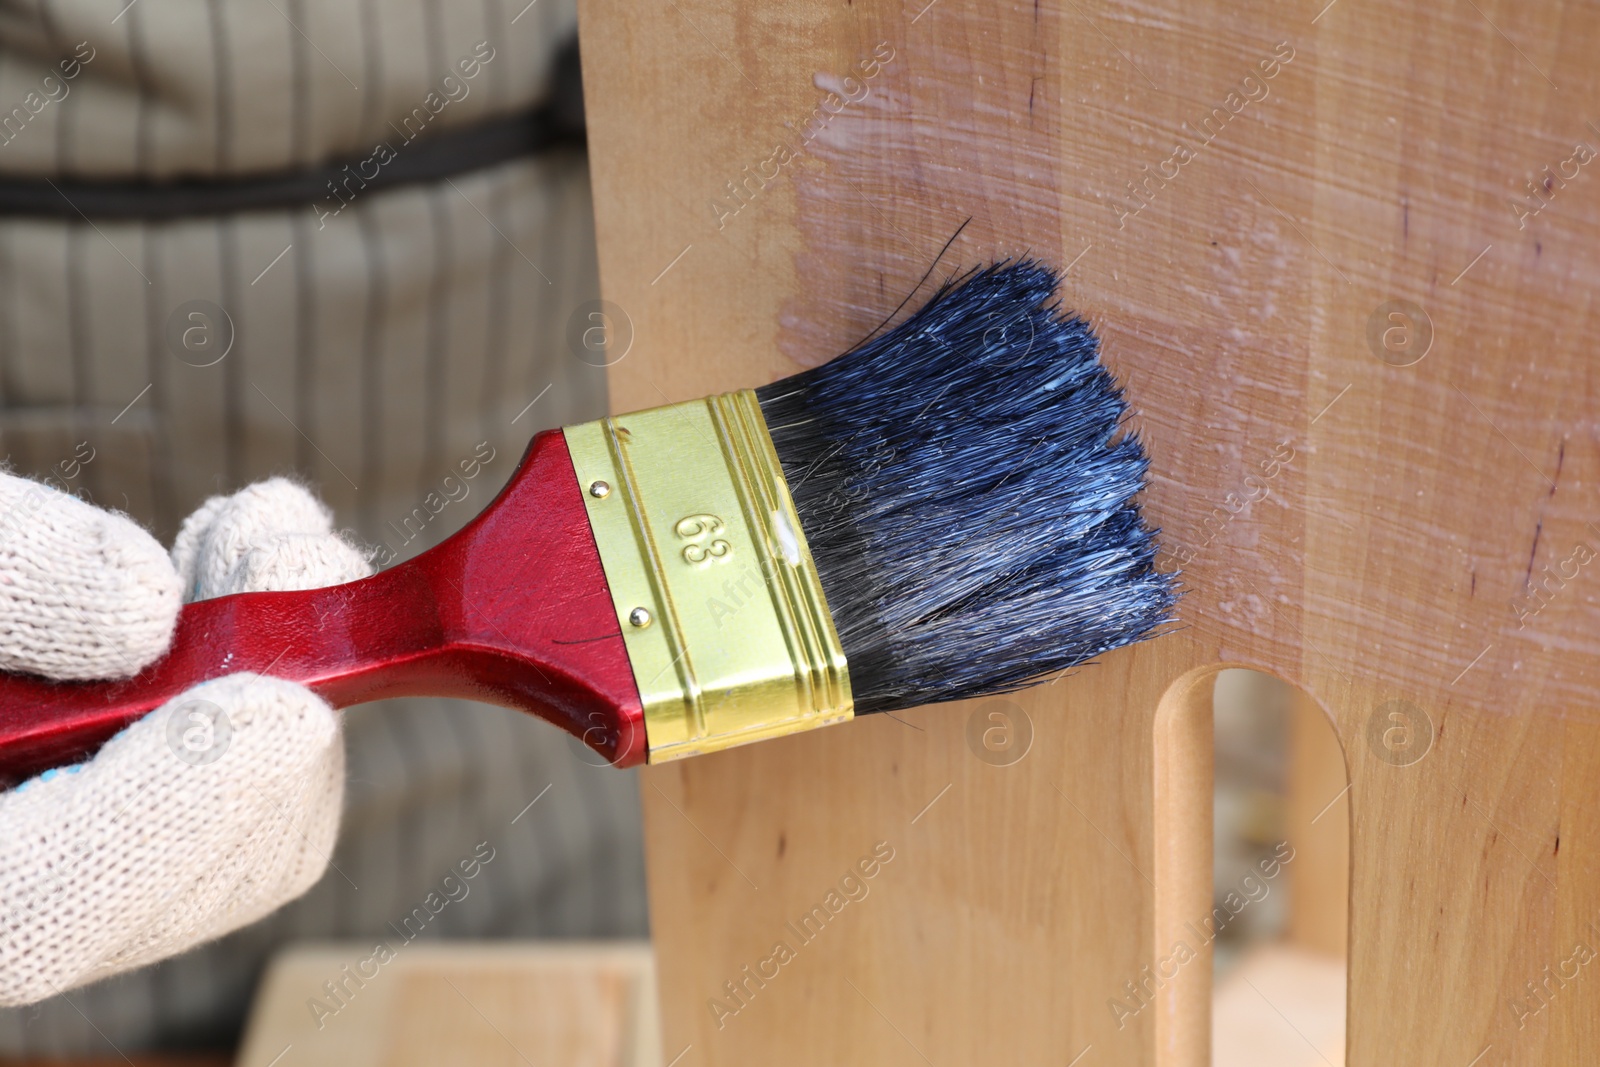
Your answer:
[171,478,372,600]
[0,673,344,1006]
[0,471,181,681]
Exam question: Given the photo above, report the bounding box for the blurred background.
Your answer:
[0,0,649,1061]
[1211,669,1348,1067]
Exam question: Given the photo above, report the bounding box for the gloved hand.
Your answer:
[0,475,372,1006]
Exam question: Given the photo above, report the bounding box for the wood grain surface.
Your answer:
[577,0,1598,1062]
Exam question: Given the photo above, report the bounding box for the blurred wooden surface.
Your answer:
[1214,944,1346,1066]
[1286,686,1351,959]
[232,942,660,1067]
[579,0,1600,1062]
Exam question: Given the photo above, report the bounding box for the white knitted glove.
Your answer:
[0,476,372,1006]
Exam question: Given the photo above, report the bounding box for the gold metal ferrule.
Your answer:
[564,390,853,762]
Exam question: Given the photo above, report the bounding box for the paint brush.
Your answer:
[0,262,1176,777]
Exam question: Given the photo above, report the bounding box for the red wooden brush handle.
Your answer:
[0,431,646,784]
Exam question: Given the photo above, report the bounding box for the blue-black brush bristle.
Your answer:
[756,261,1178,714]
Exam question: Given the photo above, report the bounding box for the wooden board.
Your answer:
[577,0,1600,1062]
[231,943,661,1067]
